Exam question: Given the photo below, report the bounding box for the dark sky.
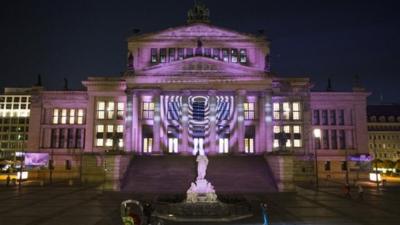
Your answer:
[1,0,399,103]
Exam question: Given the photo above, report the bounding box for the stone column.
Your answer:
[208,90,217,155]
[124,91,133,152]
[131,91,139,153]
[265,91,273,153]
[180,90,190,155]
[153,90,161,154]
[236,90,246,154]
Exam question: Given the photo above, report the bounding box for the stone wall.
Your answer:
[264,154,295,192]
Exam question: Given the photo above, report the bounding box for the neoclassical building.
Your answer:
[24,3,369,185]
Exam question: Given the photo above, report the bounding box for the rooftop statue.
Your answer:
[187,1,210,24]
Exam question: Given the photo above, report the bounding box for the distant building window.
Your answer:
[177,48,184,60]
[160,48,167,63]
[321,110,328,125]
[331,130,337,149]
[69,109,75,124]
[97,101,105,119]
[341,161,347,171]
[243,102,255,120]
[282,102,290,120]
[61,109,67,124]
[105,125,113,147]
[293,125,302,147]
[239,49,247,63]
[168,48,176,62]
[222,49,229,62]
[77,109,84,124]
[52,109,59,124]
[330,110,336,125]
[273,102,280,120]
[96,125,104,146]
[338,109,345,125]
[323,129,329,149]
[151,48,158,63]
[339,129,346,149]
[106,101,114,119]
[142,102,155,119]
[212,48,220,60]
[231,49,238,63]
[143,138,153,153]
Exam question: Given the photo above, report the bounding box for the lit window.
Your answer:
[97,101,105,119]
[222,49,229,62]
[61,109,67,124]
[292,102,300,120]
[294,139,301,147]
[105,125,114,147]
[77,109,84,124]
[219,138,229,154]
[245,138,254,153]
[273,102,280,120]
[273,139,279,148]
[151,48,158,63]
[143,138,153,153]
[117,125,124,133]
[293,125,302,147]
[142,102,155,119]
[283,125,290,133]
[239,49,247,63]
[283,102,290,120]
[160,48,167,63]
[273,126,280,133]
[168,138,178,153]
[117,102,124,120]
[107,101,114,119]
[69,109,75,124]
[96,125,104,146]
[243,102,255,120]
[53,109,59,124]
[231,49,238,63]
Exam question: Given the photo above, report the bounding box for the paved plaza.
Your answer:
[0,183,399,225]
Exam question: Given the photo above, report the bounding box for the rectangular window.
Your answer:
[52,109,59,124]
[143,138,153,153]
[168,48,176,62]
[61,109,67,124]
[239,49,247,63]
[51,129,57,148]
[222,49,229,62]
[193,102,205,121]
[151,48,158,63]
[243,102,255,120]
[273,125,280,148]
[167,102,180,120]
[331,130,337,149]
[245,138,254,153]
[273,102,280,120]
[338,109,345,125]
[97,101,105,119]
[105,125,114,147]
[231,49,238,63]
[313,110,320,125]
[324,161,331,171]
[168,138,178,153]
[96,125,104,146]
[177,48,184,60]
[186,48,193,58]
[117,102,124,120]
[76,129,84,148]
[283,102,290,120]
[59,129,65,148]
[293,125,302,147]
[339,129,346,149]
[219,138,229,154]
[321,110,328,125]
[142,102,155,119]
[77,109,84,124]
[292,102,300,120]
[65,160,71,170]
[323,129,329,149]
[107,101,114,119]
[67,128,74,148]
[212,48,220,60]
[69,109,75,124]
[330,110,336,125]
[341,161,347,171]
[204,48,211,57]
[160,48,167,63]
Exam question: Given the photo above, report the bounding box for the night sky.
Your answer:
[1,0,399,104]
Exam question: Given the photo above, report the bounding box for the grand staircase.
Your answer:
[121,155,277,194]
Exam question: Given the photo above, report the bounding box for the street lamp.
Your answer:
[313,128,321,189]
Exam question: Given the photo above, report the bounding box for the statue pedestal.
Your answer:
[186,179,217,203]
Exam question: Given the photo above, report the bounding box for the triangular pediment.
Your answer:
[137,57,264,76]
[130,23,258,41]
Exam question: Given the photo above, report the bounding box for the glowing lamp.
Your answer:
[369,172,381,182]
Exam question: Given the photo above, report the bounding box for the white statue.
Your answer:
[196,154,208,180]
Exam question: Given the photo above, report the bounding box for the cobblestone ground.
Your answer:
[0,183,399,225]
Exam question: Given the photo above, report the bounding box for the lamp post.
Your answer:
[313,128,321,189]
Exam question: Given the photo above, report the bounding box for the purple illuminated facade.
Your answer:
[24,4,369,182]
